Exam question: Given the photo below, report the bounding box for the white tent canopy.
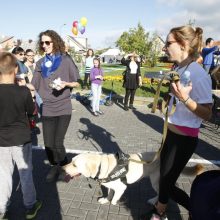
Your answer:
[100,48,122,57]
[100,48,123,63]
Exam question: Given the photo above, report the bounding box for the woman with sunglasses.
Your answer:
[143,26,212,220]
[31,30,80,182]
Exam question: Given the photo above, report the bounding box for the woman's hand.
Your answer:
[95,75,103,80]
[17,78,26,86]
[61,81,80,88]
[171,81,192,102]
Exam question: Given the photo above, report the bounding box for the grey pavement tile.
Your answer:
[59,192,75,200]
[97,205,110,219]
[73,194,84,202]
[61,215,77,220]
[82,194,93,203]
[109,205,119,214]
[67,207,88,218]
[60,199,72,215]
[85,211,98,220]
[70,200,81,209]
[107,213,129,220]
[80,202,100,211]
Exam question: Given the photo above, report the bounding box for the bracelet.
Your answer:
[183,97,190,105]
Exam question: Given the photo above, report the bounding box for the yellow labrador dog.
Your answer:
[63,152,203,205]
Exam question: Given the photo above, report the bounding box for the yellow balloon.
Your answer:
[80,17,88,26]
[72,27,78,36]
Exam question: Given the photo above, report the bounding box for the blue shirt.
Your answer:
[202,46,218,68]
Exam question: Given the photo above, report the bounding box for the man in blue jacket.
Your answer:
[202,38,220,74]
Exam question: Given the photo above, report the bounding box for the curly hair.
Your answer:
[37,30,66,54]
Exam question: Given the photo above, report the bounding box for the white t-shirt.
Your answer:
[85,56,94,68]
[129,61,138,74]
[168,62,212,128]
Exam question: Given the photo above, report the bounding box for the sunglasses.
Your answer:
[165,41,177,47]
[40,41,52,46]
[26,54,35,57]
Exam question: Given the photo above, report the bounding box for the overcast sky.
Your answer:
[1,0,219,49]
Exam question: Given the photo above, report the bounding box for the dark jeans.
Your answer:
[124,88,136,106]
[83,73,90,88]
[159,129,198,210]
[42,115,71,166]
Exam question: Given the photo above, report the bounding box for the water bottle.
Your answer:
[181,70,191,87]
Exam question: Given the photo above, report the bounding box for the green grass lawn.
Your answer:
[79,63,170,98]
[102,64,169,97]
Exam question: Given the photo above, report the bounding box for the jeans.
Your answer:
[0,143,36,213]
[42,115,71,166]
[91,83,102,112]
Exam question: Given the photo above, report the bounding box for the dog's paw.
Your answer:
[111,200,118,205]
[98,198,110,204]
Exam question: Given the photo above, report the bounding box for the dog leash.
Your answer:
[129,71,180,165]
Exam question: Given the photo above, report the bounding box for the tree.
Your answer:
[116,23,152,62]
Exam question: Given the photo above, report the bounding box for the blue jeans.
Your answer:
[0,143,36,213]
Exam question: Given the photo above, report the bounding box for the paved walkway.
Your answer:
[9,94,220,220]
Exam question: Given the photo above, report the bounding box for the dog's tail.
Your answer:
[182,164,204,176]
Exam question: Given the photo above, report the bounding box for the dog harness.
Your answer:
[94,151,130,184]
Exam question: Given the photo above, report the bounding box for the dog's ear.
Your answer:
[85,160,100,178]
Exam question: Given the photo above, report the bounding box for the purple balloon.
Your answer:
[80,26,85,34]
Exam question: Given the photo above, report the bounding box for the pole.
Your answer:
[59,24,66,36]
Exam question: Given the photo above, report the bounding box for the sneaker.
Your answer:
[124,106,129,111]
[92,112,99,116]
[46,165,59,182]
[129,105,136,110]
[25,200,42,220]
[96,110,104,115]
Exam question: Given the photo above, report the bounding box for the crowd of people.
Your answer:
[0,25,220,220]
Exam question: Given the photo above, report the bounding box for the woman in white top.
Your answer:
[83,48,94,89]
[144,26,212,220]
[121,52,142,110]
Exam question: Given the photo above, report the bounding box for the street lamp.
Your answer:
[59,23,66,36]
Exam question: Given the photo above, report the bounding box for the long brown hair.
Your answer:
[37,30,66,54]
[86,48,94,58]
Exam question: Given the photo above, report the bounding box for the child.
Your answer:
[90,58,104,116]
[0,52,42,219]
